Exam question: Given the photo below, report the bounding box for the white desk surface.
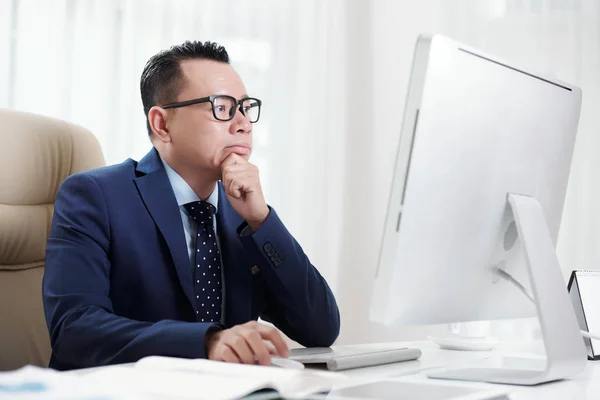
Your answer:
[70,340,600,399]
[332,340,600,399]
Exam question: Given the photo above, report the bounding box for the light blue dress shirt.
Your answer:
[160,156,226,321]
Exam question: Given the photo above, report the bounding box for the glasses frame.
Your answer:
[161,95,262,123]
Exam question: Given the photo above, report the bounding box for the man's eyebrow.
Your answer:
[213,92,249,99]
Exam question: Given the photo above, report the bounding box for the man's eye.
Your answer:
[216,105,226,112]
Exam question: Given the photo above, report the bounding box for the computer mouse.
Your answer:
[270,355,305,370]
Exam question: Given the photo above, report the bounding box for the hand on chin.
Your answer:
[220,153,269,231]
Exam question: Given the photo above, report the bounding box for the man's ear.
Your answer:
[148,106,172,143]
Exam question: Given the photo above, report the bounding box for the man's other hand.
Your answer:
[206,321,289,365]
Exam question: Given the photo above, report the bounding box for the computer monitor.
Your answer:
[369,34,587,385]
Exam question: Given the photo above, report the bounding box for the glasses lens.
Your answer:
[242,98,261,123]
[212,96,236,121]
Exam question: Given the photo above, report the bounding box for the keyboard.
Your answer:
[289,346,422,371]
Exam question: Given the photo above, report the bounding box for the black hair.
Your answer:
[140,40,230,136]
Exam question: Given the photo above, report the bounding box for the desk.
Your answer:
[71,340,600,399]
[330,341,600,399]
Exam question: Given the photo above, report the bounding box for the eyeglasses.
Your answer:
[161,95,262,123]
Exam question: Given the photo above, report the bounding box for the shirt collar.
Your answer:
[159,154,219,213]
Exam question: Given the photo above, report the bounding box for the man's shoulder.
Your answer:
[70,157,139,185]
[59,157,142,199]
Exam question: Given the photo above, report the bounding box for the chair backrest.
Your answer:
[0,109,105,370]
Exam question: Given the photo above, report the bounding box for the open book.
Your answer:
[82,356,350,400]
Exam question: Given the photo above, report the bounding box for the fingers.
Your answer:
[237,327,272,366]
[221,152,245,168]
[208,331,243,363]
[255,324,289,358]
[224,171,257,199]
[224,332,255,364]
[265,341,278,355]
[221,164,247,197]
[221,161,254,179]
[222,157,249,198]
[227,173,245,199]
[220,345,242,363]
[221,163,247,175]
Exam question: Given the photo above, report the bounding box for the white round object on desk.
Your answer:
[428,335,499,351]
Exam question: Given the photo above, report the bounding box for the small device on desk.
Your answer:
[568,270,600,360]
[290,346,422,371]
[429,322,499,351]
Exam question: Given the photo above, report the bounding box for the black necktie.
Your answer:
[183,201,222,322]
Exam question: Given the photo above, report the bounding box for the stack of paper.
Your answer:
[1,357,350,400]
[0,365,132,399]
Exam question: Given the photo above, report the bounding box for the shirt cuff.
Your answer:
[237,206,273,237]
[204,323,226,355]
[239,224,254,237]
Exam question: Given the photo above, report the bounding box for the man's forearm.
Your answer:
[237,207,340,346]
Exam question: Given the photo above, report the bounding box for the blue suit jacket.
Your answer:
[43,148,340,370]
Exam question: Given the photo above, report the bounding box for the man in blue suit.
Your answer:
[42,40,340,370]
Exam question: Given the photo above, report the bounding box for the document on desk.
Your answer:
[81,356,351,400]
[0,361,348,400]
[0,365,129,399]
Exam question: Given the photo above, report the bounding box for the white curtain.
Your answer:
[2,0,599,346]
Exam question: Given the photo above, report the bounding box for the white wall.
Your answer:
[335,0,447,345]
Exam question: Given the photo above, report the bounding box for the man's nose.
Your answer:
[230,107,251,134]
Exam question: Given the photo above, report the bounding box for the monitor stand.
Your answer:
[427,193,587,385]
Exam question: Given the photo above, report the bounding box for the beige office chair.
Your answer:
[0,109,105,370]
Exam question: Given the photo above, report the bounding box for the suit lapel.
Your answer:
[217,182,253,327]
[134,149,195,309]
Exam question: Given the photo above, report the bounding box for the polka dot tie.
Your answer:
[184,201,222,323]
